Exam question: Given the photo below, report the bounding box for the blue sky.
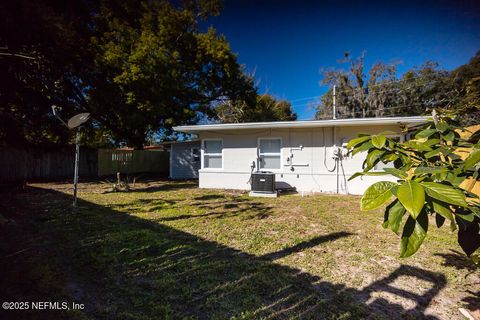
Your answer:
[208,0,480,119]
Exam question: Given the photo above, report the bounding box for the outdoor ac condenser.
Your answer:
[251,171,276,193]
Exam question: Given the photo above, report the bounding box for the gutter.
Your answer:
[173,116,429,133]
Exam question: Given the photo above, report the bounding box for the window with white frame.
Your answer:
[203,140,222,168]
[258,138,281,169]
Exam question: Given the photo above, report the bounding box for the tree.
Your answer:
[316,52,399,119]
[0,0,256,148]
[315,52,461,120]
[448,51,480,123]
[349,114,480,261]
[88,0,257,148]
[0,0,94,146]
[216,94,297,123]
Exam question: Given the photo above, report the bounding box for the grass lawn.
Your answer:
[0,179,478,320]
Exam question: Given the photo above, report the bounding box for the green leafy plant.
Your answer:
[349,115,480,260]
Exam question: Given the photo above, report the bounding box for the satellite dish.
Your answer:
[68,113,91,129]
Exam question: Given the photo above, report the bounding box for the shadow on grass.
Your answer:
[0,187,447,320]
[435,250,479,313]
[127,180,198,193]
[260,232,353,261]
[193,194,226,201]
[434,250,478,272]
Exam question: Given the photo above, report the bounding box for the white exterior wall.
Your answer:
[198,125,401,195]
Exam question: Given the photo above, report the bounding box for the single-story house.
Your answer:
[172,116,428,195]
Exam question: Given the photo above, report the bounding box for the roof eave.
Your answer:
[173,116,430,133]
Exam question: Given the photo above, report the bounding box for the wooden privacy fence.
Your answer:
[0,147,169,182]
[98,149,169,176]
[0,146,98,182]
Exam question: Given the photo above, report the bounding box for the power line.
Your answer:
[291,91,458,111]
[335,72,449,92]
[287,74,452,104]
[289,95,325,103]
[334,78,452,96]
[316,100,455,118]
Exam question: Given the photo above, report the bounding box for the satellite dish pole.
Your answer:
[52,105,91,208]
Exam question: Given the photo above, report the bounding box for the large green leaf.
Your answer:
[425,148,444,158]
[351,141,373,156]
[400,212,428,258]
[372,135,386,149]
[415,128,436,139]
[383,168,408,179]
[431,201,455,223]
[444,172,466,187]
[347,136,371,149]
[424,138,440,147]
[435,120,449,133]
[414,166,449,175]
[405,141,433,152]
[361,181,397,211]
[348,171,389,181]
[464,149,480,169]
[383,200,405,235]
[365,149,385,169]
[397,180,425,219]
[421,182,468,207]
[457,212,475,222]
[442,131,455,142]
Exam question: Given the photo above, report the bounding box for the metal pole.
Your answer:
[73,130,80,207]
[336,156,339,194]
[333,85,336,120]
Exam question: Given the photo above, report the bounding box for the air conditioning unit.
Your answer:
[251,171,276,193]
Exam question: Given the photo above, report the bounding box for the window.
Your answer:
[258,138,281,169]
[203,140,222,168]
[191,148,200,162]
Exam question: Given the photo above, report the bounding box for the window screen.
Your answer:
[203,140,222,168]
[259,138,281,169]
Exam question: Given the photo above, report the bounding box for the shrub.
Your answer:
[349,114,480,261]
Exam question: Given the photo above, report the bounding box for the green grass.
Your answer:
[0,180,478,320]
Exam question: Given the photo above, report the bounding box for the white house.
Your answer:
[173,116,428,195]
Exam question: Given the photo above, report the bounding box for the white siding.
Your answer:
[197,125,401,195]
[170,141,201,179]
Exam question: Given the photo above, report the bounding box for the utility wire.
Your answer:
[288,74,452,104]
[334,78,451,96]
[315,101,455,119]
[292,92,458,111]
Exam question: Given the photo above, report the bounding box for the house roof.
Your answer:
[173,116,429,133]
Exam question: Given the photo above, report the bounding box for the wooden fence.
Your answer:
[97,149,169,176]
[0,146,98,182]
[0,147,170,182]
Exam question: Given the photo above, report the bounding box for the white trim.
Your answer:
[173,116,429,133]
[201,138,223,170]
[257,137,283,172]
